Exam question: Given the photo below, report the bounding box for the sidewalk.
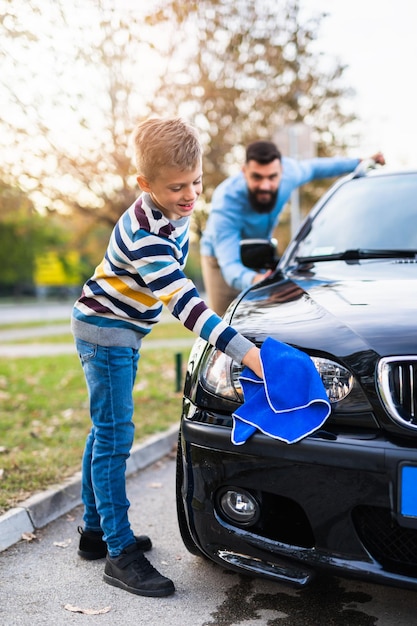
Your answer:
[0,424,179,553]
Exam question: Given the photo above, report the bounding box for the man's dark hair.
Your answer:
[245,141,282,164]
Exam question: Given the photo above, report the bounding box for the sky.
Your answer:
[301,0,417,167]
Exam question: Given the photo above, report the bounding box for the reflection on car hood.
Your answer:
[232,260,417,358]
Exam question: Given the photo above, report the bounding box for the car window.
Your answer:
[295,173,417,257]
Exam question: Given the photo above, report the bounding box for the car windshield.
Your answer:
[294,173,417,260]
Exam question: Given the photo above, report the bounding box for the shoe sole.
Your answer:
[103,573,175,597]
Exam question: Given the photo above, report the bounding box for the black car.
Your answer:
[176,163,417,591]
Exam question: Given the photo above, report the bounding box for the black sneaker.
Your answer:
[103,543,175,597]
[77,526,152,560]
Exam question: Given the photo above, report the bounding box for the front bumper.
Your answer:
[179,416,417,590]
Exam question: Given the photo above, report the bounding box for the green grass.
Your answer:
[0,321,196,514]
[0,319,67,330]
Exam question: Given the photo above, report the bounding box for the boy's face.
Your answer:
[137,163,203,220]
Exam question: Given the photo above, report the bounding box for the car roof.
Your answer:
[351,164,417,180]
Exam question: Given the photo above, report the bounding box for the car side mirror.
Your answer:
[240,238,279,270]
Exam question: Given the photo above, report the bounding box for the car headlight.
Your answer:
[310,357,353,402]
[200,350,242,401]
[201,350,371,412]
[310,356,371,411]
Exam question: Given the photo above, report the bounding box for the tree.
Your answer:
[1,0,157,226]
[0,180,68,294]
[148,0,356,195]
[0,0,356,232]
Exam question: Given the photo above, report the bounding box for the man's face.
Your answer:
[242,158,282,213]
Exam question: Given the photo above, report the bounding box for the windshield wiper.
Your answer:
[296,249,417,263]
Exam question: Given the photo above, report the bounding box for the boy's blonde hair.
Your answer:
[132,117,202,181]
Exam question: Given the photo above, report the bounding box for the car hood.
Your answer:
[231,260,417,359]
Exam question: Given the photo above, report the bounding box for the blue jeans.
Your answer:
[75,338,139,557]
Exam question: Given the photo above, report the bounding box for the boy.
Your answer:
[71,117,262,598]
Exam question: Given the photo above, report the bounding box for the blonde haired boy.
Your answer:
[72,117,261,597]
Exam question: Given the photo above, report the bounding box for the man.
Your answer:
[200,141,385,315]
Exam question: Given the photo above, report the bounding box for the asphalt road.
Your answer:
[0,300,74,324]
[1,455,417,626]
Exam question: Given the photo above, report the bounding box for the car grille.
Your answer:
[377,357,417,430]
[353,505,417,576]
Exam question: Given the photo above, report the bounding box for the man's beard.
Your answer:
[248,188,278,214]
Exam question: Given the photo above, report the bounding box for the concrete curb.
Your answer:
[0,424,179,553]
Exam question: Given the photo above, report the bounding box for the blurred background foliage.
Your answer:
[0,0,357,295]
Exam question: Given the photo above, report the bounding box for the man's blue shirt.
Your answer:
[200,155,360,291]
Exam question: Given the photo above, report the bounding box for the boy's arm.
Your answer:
[131,231,261,373]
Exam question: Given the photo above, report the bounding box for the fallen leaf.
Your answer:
[64,604,111,615]
[66,513,75,522]
[22,532,37,542]
[149,482,163,489]
[54,539,72,548]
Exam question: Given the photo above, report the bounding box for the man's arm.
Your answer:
[203,178,259,291]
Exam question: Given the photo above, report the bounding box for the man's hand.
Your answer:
[369,152,385,165]
[252,270,273,285]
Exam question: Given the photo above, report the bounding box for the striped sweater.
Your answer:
[71,193,253,364]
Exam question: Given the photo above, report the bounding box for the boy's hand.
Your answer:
[242,346,263,379]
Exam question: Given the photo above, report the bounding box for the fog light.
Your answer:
[218,488,260,526]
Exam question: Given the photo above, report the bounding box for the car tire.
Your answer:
[175,431,204,557]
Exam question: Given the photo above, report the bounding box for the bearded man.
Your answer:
[200,140,385,315]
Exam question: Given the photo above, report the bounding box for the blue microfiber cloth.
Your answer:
[232,337,331,445]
